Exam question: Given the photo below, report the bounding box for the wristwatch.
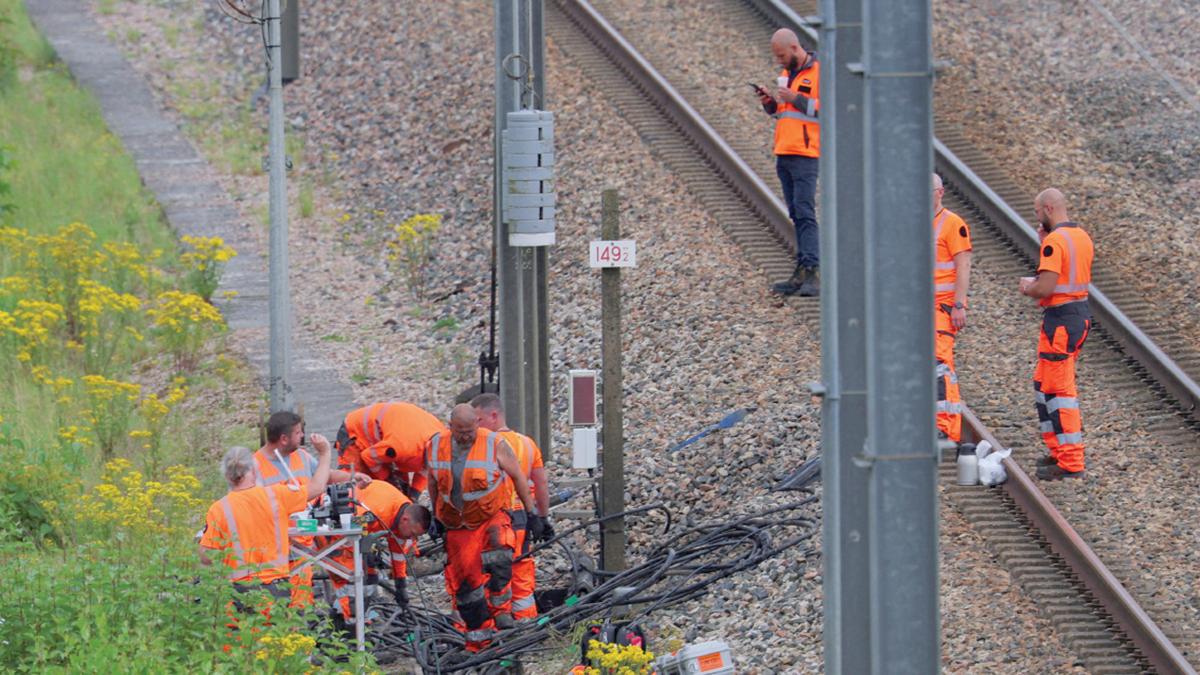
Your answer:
[953,302,965,310]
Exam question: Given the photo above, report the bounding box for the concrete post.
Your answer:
[599,188,626,572]
[266,0,292,412]
[862,0,939,671]
[495,0,551,451]
[819,0,871,671]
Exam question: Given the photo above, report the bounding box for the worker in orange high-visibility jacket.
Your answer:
[199,439,333,609]
[471,393,553,622]
[336,402,446,498]
[253,411,370,606]
[322,480,431,624]
[932,174,972,443]
[758,27,821,297]
[426,404,535,652]
[1020,188,1093,481]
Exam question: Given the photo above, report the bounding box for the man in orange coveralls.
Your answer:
[471,392,553,622]
[426,404,534,651]
[1020,188,1093,480]
[322,479,430,625]
[199,440,332,604]
[335,401,446,499]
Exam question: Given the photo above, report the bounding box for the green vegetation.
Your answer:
[0,9,163,246]
[0,2,373,669]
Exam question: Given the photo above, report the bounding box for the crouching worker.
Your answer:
[427,404,535,652]
[323,479,431,627]
[335,402,446,500]
[199,438,333,609]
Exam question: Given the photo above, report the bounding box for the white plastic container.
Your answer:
[654,640,735,674]
[776,75,789,89]
[956,442,978,486]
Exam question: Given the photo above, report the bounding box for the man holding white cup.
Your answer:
[757,28,821,297]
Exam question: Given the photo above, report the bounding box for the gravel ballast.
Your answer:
[81,0,1193,671]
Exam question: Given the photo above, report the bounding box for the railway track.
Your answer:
[546,0,1199,672]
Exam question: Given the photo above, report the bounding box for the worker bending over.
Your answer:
[932,174,972,443]
[323,480,431,626]
[335,402,446,499]
[471,393,553,622]
[253,410,370,606]
[1020,188,1093,480]
[426,404,535,651]
[199,438,332,605]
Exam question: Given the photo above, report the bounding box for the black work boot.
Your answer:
[1035,454,1058,468]
[771,264,807,296]
[798,266,820,297]
[1036,463,1085,481]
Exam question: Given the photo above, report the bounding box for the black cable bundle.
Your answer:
[363,492,820,672]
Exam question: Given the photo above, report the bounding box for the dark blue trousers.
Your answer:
[776,154,820,268]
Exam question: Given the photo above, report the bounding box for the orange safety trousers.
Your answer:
[508,511,537,621]
[935,302,963,442]
[1034,301,1091,473]
[444,509,515,651]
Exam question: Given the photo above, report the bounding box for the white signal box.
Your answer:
[569,369,598,469]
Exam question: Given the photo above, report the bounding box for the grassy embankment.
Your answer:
[0,2,370,669]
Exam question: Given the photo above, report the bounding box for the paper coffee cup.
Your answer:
[777,76,789,89]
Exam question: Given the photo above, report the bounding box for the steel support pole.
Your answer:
[862,0,939,672]
[352,534,365,651]
[818,0,870,671]
[266,0,292,412]
[495,0,551,451]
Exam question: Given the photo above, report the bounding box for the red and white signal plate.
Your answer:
[588,239,637,268]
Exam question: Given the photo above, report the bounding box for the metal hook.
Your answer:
[502,53,541,109]
[501,53,530,81]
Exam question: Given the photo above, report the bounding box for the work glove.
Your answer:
[391,577,409,607]
[527,514,554,544]
[427,518,446,541]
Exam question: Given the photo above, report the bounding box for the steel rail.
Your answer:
[962,406,1197,675]
[935,137,1200,419]
[746,0,1200,423]
[552,0,797,253]
[553,0,1197,669]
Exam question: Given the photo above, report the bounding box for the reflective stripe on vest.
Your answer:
[778,109,818,123]
[363,402,395,464]
[218,488,287,580]
[1054,231,1088,294]
[258,450,314,487]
